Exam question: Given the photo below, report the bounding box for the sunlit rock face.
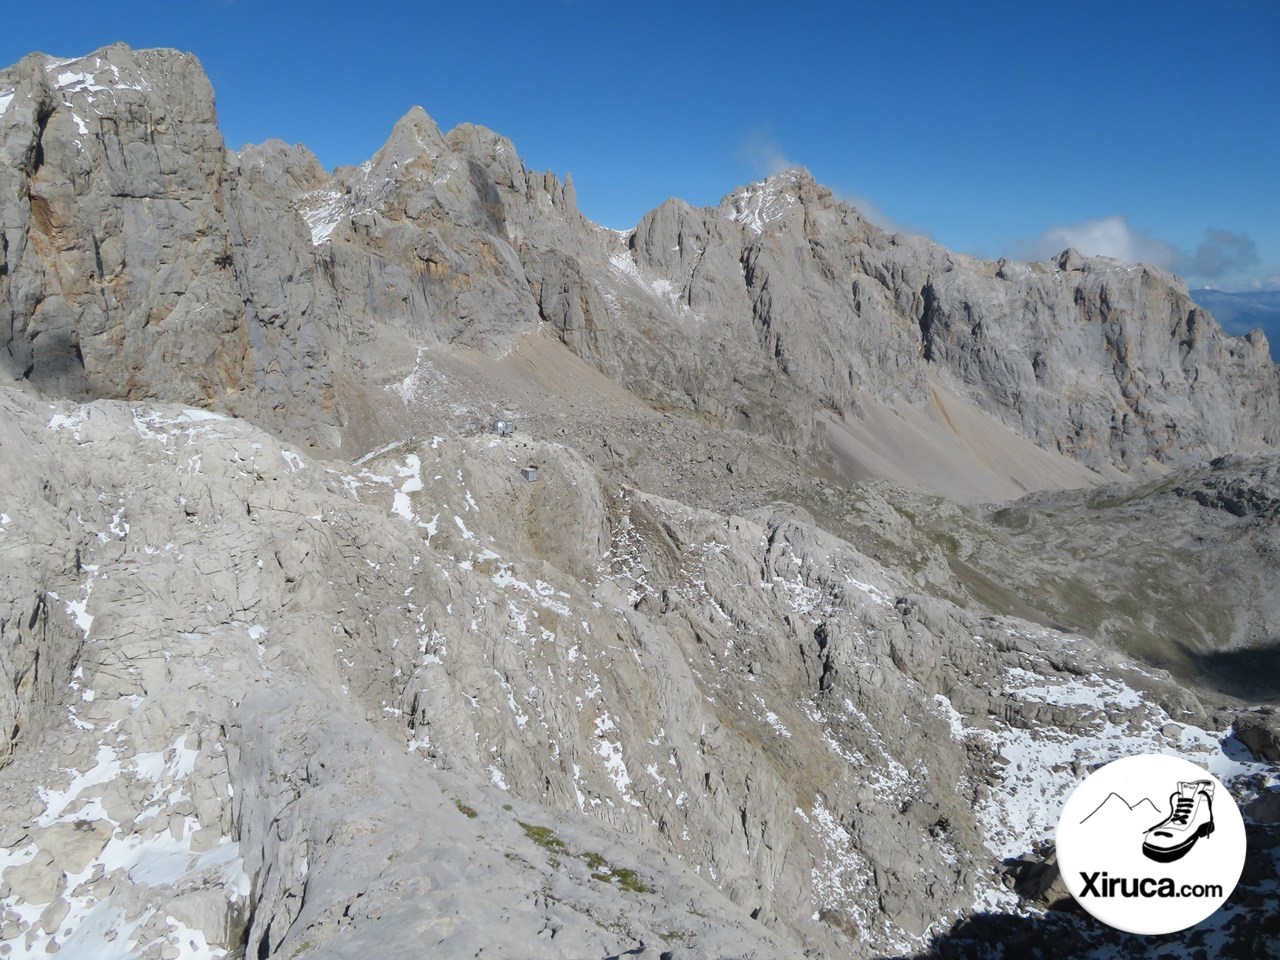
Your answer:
[0,43,1276,960]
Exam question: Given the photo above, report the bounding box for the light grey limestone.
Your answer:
[4,45,1275,476]
[0,41,1276,960]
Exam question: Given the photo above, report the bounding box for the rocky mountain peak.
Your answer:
[717,167,848,236]
[4,42,1278,477]
[236,139,330,207]
[379,104,448,165]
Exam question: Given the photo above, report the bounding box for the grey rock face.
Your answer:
[1,42,1278,960]
[1175,453,1280,518]
[915,249,1280,469]
[500,167,1278,470]
[1235,710,1280,761]
[2,384,1273,959]
[4,43,1277,482]
[808,451,1280,682]
[0,45,340,449]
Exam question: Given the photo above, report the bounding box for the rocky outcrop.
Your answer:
[914,249,1280,469]
[1175,453,1280,519]
[1235,709,1280,761]
[508,168,1278,469]
[3,383,1274,958]
[791,454,1280,699]
[0,45,339,448]
[3,44,1277,477]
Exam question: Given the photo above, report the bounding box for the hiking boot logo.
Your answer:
[1142,780,1215,863]
[1055,753,1247,936]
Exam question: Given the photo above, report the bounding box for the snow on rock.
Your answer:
[969,644,1276,861]
[53,70,110,93]
[35,745,121,826]
[47,571,97,638]
[3,730,249,960]
[607,251,697,319]
[727,171,803,235]
[593,713,641,808]
[296,188,346,245]
[808,796,874,932]
[386,349,433,405]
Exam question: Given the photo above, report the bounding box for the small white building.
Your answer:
[521,465,539,482]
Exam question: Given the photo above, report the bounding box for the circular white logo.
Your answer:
[1056,754,1246,935]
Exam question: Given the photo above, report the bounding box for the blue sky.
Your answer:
[4,1,1278,290]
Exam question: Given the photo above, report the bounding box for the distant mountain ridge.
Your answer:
[1,42,1277,494]
[1190,289,1280,362]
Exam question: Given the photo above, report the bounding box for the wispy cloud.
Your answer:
[1191,228,1259,280]
[1245,272,1280,290]
[1020,216,1273,289]
[832,189,905,234]
[739,132,911,235]
[1024,215,1178,269]
[741,131,801,178]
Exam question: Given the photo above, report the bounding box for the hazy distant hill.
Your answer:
[1192,289,1280,362]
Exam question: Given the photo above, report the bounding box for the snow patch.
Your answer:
[48,410,87,438]
[593,713,641,807]
[55,70,109,93]
[973,648,1276,861]
[728,172,802,235]
[48,576,96,637]
[354,440,406,466]
[387,350,433,405]
[37,745,122,826]
[809,795,874,931]
[298,188,345,245]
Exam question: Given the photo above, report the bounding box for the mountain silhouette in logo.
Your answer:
[1080,792,1162,826]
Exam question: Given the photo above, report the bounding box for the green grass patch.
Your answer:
[609,867,653,894]
[518,821,569,854]
[517,825,653,894]
[454,799,478,819]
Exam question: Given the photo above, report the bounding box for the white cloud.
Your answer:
[1028,215,1178,269]
[832,189,904,234]
[1243,272,1280,291]
[741,131,799,178]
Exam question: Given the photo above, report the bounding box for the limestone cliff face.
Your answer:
[3,44,1276,472]
[0,45,339,447]
[911,248,1280,469]
[575,174,1280,468]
